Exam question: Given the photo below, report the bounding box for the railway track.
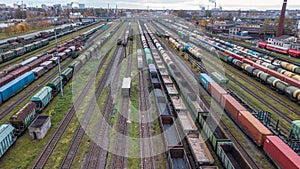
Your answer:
[139,69,156,169]
[31,24,122,168]
[59,44,119,168]
[0,23,103,69]
[174,29,299,126]
[195,45,297,124]
[0,57,73,120]
[31,71,94,168]
[81,45,123,169]
[199,92,260,169]
[155,31,261,169]
[109,28,133,169]
[209,34,300,66]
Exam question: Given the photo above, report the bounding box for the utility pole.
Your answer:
[53,6,64,97]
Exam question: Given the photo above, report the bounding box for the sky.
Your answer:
[4,0,300,10]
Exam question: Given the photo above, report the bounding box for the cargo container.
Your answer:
[208,82,227,103]
[30,86,52,111]
[221,95,247,119]
[200,73,214,90]
[0,72,35,101]
[0,124,16,158]
[9,102,36,135]
[264,136,300,169]
[237,111,273,146]
[211,72,228,86]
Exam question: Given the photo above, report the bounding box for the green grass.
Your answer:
[0,26,54,40]
[0,22,125,168]
[128,22,142,168]
[0,58,73,124]
[0,81,74,168]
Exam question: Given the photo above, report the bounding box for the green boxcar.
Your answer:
[145,53,153,65]
[290,120,300,139]
[46,76,61,93]
[2,50,15,61]
[61,68,73,82]
[211,72,229,86]
[24,44,34,52]
[30,86,52,111]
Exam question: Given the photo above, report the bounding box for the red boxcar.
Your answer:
[264,136,300,169]
[0,75,14,87]
[288,49,300,57]
[58,47,66,53]
[208,82,227,103]
[258,41,268,48]
[237,111,273,146]
[284,76,300,88]
[231,53,244,60]
[31,67,46,78]
[267,69,285,81]
[40,61,54,70]
[9,66,30,78]
[221,95,247,118]
[40,54,52,62]
[28,59,44,69]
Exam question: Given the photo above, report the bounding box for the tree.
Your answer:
[261,18,276,37]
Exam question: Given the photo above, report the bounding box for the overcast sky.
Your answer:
[4,0,300,10]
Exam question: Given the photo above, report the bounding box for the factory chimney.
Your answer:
[276,0,287,37]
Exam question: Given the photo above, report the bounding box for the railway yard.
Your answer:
[0,14,300,169]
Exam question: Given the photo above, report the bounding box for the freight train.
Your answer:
[164,26,300,169]
[0,22,115,159]
[258,41,300,57]
[0,23,111,104]
[141,23,216,168]
[194,36,300,103]
[0,21,99,64]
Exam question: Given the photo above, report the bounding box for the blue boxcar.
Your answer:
[0,94,2,104]
[0,124,17,158]
[200,73,214,90]
[0,72,35,101]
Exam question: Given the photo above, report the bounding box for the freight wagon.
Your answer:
[30,86,52,111]
[0,72,35,104]
[9,102,36,136]
[0,124,16,158]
